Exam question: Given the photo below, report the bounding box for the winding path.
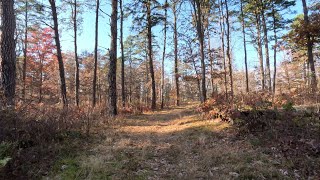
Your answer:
[62,103,285,179]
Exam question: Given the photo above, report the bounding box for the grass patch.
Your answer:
[51,156,81,179]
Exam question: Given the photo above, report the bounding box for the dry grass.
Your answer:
[45,102,320,179]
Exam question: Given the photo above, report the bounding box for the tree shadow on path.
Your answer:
[50,103,317,179]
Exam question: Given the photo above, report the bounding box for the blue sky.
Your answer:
[59,0,304,74]
[59,0,113,53]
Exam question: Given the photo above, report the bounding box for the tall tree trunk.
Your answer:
[173,3,180,106]
[22,0,28,101]
[219,0,228,99]
[255,13,265,90]
[108,0,118,115]
[92,0,99,107]
[272,6,277,94]
[145,43,149,106]
[146,0,156,110]
[225,0,233,99]
[1,0,16,106]
[302,0,317,92]
[128,39,133,104]
[193,0,206,102]
[120,0,125,107]
[49,0,68,106]
[72,0,80,106]
[161,0,168,109]
[241,0,249,93]
[261,7,271,91]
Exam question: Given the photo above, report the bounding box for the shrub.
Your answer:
[0,103,109,178]
[282,101,295,111]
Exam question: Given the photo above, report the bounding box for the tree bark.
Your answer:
[219,0,228,100]
[272,5,277,94]
[225,0,233,99]
[49,0,68,106]
[1,0,16,106]
[173,2,180,106]
[301,0,317,92]
[92,0,99,107]
[146,0,156,110]
[108,0,118,115]
[161,0,168,109]
[120,0,125,107]
[261,6,271,91]
[255,13,265,90]
[241,0,249,93]
[193,0,206,102]
[145,42,149,106]
[72,0,80,106]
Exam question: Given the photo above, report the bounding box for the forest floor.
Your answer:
[48,102,319,179]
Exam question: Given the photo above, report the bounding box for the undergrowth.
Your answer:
[1,92,319,179]
[198,92,320,178]
[0,102,107,179]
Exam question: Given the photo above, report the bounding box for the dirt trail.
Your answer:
[55,103,287,179]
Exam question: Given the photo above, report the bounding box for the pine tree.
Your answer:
[1,0,16,106]
[48,0,68,106]
[108,0,118,115]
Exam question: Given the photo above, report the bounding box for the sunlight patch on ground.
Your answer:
[49,101,320,179]
[119,114,230,135]
[49,104,293,179]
